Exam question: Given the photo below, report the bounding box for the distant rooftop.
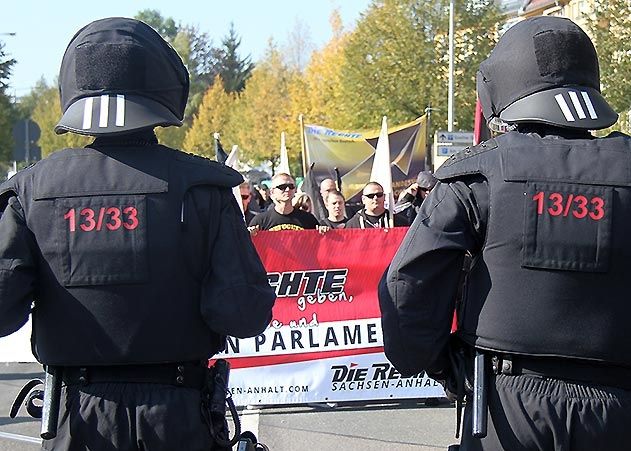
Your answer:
[519,0,560,15]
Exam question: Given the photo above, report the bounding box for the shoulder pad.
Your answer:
[175,151,244,188]
[435,138,498,181]
[0,178,18,212]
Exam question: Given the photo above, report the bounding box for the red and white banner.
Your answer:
[221,228,445,405]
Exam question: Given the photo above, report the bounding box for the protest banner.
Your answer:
[0,228,446,406]
[302,116,428,203]
[221,228,445,405]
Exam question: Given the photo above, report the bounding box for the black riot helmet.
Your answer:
[477,16,617,131]
[55,17,189,136]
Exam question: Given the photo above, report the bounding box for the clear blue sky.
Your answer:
[2,0,372,98]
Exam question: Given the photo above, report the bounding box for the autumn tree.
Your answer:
[183,76,237,157]
[588,0,631,132]
[287,10,351,130]
[229,41,298,172]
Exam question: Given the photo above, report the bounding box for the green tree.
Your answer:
[134,10,220,148]
[0,41,15,95]
[588,0,631,132]
[339,0,500,133]
[216,23,254,93]
[15,77,49,119]
[135,9,178,40]
[31,87,90,157]
[0,41,17,166]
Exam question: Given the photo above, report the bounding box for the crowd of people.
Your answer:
[240,170,439,234]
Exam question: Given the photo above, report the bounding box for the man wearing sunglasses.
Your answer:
[346,182,405,229]
[248,173,320,232]
[239,181,258,226]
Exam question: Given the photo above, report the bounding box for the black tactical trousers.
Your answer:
[41,382,223,451]
[459,373,631,451]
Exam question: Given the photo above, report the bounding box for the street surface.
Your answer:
[0,363,457,450]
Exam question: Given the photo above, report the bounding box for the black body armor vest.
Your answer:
[0,145,242,365]
[436,131,631,367]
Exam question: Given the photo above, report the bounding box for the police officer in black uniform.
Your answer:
[379,16,631,450]
[0,18,275,450]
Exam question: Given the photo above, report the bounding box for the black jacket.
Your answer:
[0,137,275,365]
[379,129,631,376]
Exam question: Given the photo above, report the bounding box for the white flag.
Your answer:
[369,116,395,218]
[226,145,245,215]
[275,132,291,176]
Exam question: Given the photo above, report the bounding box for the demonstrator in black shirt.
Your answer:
[249,173,320,231]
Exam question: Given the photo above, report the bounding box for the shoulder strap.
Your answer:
[174,150,243,188]
[435,138,499,181]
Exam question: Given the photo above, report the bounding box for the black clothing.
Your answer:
[436,131,631,365]
[319,217,347,229]
[42,383,223,451]
[459,374,631,451]
[393,192,423,226]
[379,130,631,447]
[249,207,319,231]
[244,209,258,225]
[0,137,275,450]
[345,209,406,229]
[0,143,274,365]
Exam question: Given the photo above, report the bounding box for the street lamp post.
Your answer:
[448,0,455,132]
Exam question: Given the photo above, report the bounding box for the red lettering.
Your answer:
[63,208,76,232]
[123,206,139,230]
[532,191,605,221]
[548,192,563,216]
[589,197,605,221]
[562,193,574,217]
[80,208,96,232]
[532,191,544,215]
[96,207,105,231]
[106,207,122,230]
[573,195,588,219]
[63,205,139,232]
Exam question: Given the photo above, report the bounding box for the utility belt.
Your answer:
[62,361,208,389]
[443,343,631,443]
[490,354,631,391]
[9,359,250,447]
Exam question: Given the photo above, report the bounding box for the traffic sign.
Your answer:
[435,130,473,145]
[436,144,468,157]
[12,119,41,162]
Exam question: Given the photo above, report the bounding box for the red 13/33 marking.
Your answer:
[63,206,139,232]
[532,191,604,221]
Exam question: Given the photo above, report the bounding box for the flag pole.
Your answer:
[299,114,308,178]
[448,0,455,132]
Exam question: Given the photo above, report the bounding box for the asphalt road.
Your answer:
[0,363,457,450]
